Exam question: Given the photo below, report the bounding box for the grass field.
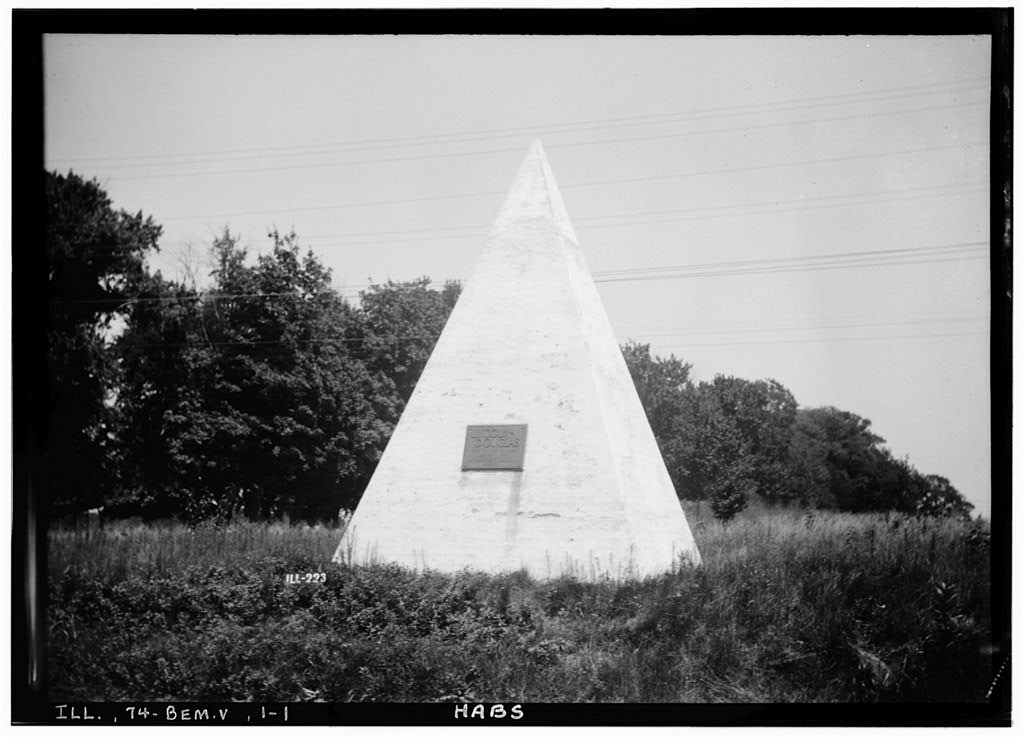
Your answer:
[48,503,992,702]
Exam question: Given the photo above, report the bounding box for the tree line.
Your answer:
[43,170,973,524]
[620,343,973,521]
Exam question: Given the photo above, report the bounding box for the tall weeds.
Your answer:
[48,506,991,702]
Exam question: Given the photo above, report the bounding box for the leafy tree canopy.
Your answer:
[359,277,461,408]
[117,229,400,522]
[45,170,162,516]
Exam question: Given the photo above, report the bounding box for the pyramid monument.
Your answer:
[334,140,700,579]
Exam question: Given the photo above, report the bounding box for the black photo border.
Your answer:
[11,7,1012,727]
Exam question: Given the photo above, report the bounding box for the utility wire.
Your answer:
[80,166,987,252]
[54,241,990,305]
[118,313,989,349]
[283,170,988,247]
[591,242,988,280]
[158,188,507,224]
[593,251,988,284]
[51,76,987,168]
[621,314,988,340]
[149,140,985,230]
[95,99,987,182]
[578,183,988,229]
[654,329,987,350]
[562,142,987,194]
[116,327,987,352]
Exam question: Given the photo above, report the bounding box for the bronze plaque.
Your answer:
[461,424,528,471]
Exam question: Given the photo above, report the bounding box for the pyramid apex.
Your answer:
[489,140,578,244]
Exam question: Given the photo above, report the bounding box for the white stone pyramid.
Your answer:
[334,140,700,579]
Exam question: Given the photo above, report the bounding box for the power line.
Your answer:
[96,99,987,183]
[593,244,989,284]
[652,329,987,350]
[621,314,989,340]
[82,242,993,301]
[120,334,444,349]
[568,183,988,230]
[291,170,986,247]
[117,313,989,351]
[49,76,988,169]
[54,241,990,305]
[307,180,988,241]
[116,319,990,352]
[597,249,990,282]
[71,173,977,254]
[153,145,983,223]
[554,99,985,157]
[592,242,988,279]
[562,142,987,195]
[158,188,507,224]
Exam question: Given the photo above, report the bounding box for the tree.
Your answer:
[359,277,461,408]
[620,344,973,521]
[687,383,756,521]
[45,170,162,516]
[705,376,798,504]
[620,341,695,495]
[786,407,975,517]
[116,229,399,522]
[621,341,693,438]
[795,407,888,511]
[622,347,776,518]
[110,270,206,518]
[916,474,974,520]
[787,408,833,507]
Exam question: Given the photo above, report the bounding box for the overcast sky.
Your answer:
[43,34,992,517]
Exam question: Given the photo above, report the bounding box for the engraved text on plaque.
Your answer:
[461,424,528,471]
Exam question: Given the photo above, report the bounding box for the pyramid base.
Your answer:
[333,521,700,581]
